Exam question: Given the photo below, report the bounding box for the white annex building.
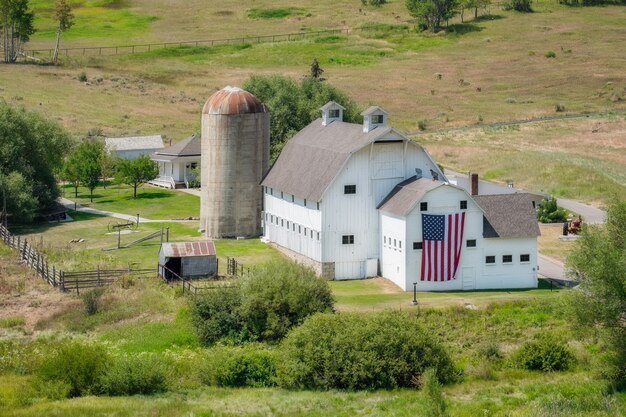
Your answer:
[261,102,540,291]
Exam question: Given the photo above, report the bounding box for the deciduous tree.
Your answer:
[0,0,35,63]
[114,155,158,198]
[406,0,459,32]
[52,0,74,64]
[566,199,626,390]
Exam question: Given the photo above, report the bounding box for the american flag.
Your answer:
[421,213,466,281]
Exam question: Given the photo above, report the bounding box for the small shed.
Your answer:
[159,241,217,280]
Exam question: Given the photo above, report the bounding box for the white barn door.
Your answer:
[462,267,475,290]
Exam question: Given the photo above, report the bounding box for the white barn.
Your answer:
[261,102,540,291]
[105,135,164,160]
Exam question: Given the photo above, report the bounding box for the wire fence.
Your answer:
[22,28,353,59]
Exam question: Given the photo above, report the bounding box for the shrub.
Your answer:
[238,261,334,341]
[199,345,277,388]
[504,0,533,11]
[78,72,88,82]
[81,288,105,315]
[537,197,569,223]
[277,311,457,390]
[418,119,428,130]
[545,51,557,58]
[554,103,565,112]
[36,340,109,397]
[361,0,387,5]
[421,368,449,417]
[511,333,574,371]
[189,285,244,346]
[99,354,167,396]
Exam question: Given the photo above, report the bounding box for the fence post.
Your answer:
[53,265,56,287]
[166,227,169,242]
[97,265,101,287]
[60,271,65,292]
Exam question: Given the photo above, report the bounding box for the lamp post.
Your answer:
[412,282,418,306]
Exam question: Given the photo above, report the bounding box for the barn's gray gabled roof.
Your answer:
[361,106,388,116]
[152,135,200,160]
[377,176,446,216]
[472,194,541,238]
[105,135,164,152]
[261,119,412,201]
[320,101,345,111]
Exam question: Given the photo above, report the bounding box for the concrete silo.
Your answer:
[200,86,270,238]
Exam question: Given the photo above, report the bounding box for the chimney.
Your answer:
[470,173,479,196]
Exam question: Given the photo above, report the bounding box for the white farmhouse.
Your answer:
[261,102,540,291]
[150,135,200,189]
[105,135,164,160]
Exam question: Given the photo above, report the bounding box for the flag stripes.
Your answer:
[421,213,466,281]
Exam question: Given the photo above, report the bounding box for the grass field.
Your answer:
[61,182,200,220]
[2,0,623,203]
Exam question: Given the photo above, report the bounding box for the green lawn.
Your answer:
[61,182,200,220]
[330,278,559,312]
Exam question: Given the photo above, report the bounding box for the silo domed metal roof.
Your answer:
[202,86,268,115]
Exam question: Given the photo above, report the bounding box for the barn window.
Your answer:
[520,254,530,263]
[304,227,308,235]
[384,236,387,244]
[271,215,274,223]
[460,200,467,210]
[317,202,320,210]
[342,235,354,245]
[503,255,513,263]
[281,219,284,227]
[281,191,283,199]
[329,109,340,118]
[304,199,307,207]
[298,226,301,234]
[466,239,476,248]
[270,188,273,195]
[291,195,295,202]
[344,184,357,194]
[310,230,313,238]
[265,213,268,220]
[393,239,397,247]
[372,114,384,124]
[420,202,428,211]
[485,256,496,264]
[399,241,402,249]
[293,223,295,231]
[413,242,422,250]
[287,221,290,229]
[317,232,320,240]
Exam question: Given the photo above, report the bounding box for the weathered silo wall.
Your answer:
[200,86,270,238]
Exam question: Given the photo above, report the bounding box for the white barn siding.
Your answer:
[380,213,406,289]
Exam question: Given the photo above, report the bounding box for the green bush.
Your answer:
[81,288,105,315]
[421,368,449,417]
[199,345,277,388]
[99,354,167,396]
[511,333,574,371]
[277,311,457,390]
[504,0,533,11]
[545,51,557,58]
[239,261,334,342]
[537,197,569,223]
[36,340,109,397]
[189,285,244,345]
[190,261,334,345]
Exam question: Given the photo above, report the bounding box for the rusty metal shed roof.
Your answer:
[202,86,268,115]
[160,241,216,258]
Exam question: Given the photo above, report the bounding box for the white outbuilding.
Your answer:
[260,102,540,291]
[105,135,164,160]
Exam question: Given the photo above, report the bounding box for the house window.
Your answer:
[269,188,273,195]
[344,185,357,194]
[485,256,496,264]
[503,255,513,263]
[460,200,467,210]
[342,235,354,245]
[413,242,422,250]
[420,202,428,211]
[520,254,530,263]
[329,109,340,118]
[466,239,477,248]
[372,114,384,124]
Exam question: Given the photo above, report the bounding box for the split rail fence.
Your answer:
[0,223,154,293]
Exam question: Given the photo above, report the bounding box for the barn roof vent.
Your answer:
[361,106,387,133]
[320,101,345,126]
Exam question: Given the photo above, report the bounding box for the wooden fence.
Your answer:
[0,223,155,293]
[22,28,352,60]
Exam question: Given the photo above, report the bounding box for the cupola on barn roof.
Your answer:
[202,86,268,115]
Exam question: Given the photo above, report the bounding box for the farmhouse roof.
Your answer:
[261,119,414,201]
[473,194,541,238]
[152,135,200,160]
[105,135,164,152]
[160,241,216,258]
[377,176,446,216]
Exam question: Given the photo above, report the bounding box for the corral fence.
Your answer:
[22,28,354,60]
[0,223,155,293]
[157,256,248,296]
